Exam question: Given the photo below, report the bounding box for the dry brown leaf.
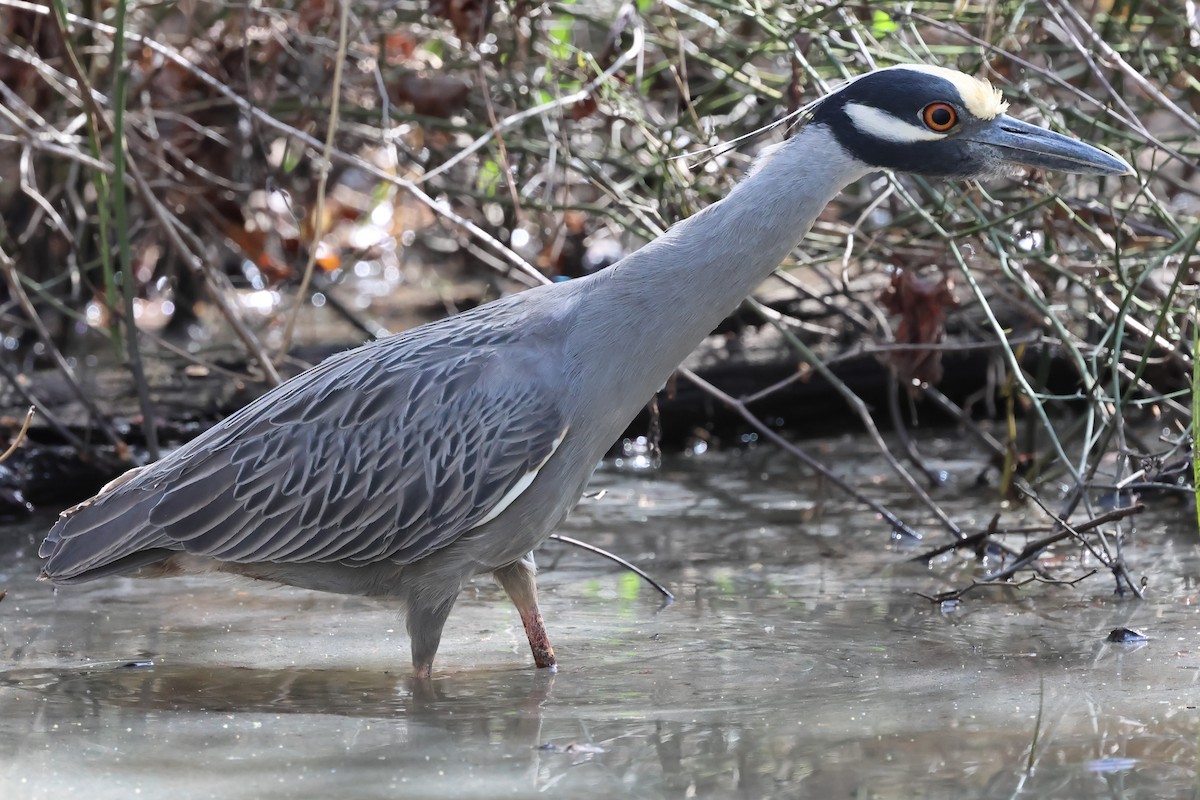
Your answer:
[878,269,958,392]
[393,74,472,118]
[428,0,494,44]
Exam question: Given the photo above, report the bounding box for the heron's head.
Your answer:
[810,65,1132,179]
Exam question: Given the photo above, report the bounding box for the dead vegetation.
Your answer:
[0,0,1196,595]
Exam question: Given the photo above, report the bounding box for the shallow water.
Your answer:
[1,444,1197,799]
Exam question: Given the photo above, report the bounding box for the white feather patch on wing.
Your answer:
[844,103,946,143]
[470,426,569,529]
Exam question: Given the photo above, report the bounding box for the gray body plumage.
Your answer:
[39,66,1130,676]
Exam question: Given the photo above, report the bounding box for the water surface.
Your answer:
[2,444,1197,798]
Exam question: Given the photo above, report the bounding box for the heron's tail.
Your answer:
[39,468,177,584]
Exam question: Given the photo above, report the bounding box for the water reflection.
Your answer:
[2,448,1198,798]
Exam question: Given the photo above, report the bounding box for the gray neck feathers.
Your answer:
[571,123,868,421]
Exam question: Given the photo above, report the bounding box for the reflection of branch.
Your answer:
[915,570,1097,604]
[911,513,1009,563]
[0,406,34,465]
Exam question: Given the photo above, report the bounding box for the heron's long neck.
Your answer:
[578,124,867,401]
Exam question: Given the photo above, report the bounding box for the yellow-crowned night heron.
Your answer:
[40,66,1132,678]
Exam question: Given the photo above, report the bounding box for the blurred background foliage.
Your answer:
[0,0,1196,550]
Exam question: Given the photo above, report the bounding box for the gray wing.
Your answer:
[40,339,567,582]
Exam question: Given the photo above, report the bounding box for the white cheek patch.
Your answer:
[844,102,947,144]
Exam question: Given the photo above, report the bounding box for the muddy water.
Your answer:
[1,443,1197,799]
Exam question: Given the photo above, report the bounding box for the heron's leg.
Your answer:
[407,594,457,680]
[494,554,557,671]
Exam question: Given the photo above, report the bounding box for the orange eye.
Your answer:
[922,102,957,132]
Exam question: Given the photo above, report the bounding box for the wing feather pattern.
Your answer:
[40,307,570,583]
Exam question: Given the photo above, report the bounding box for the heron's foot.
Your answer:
[518,605,557,670]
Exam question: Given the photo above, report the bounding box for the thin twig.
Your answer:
[109,0,159,461]
[418,19,646,185]
[548,534,674,602]
[885,375,942,488]
[679,367,924,539]
[0,249,126,451]
[0,406,35,465]
[979,502,1146,586]
[0,357,86,452]
[276,0,351,363]
[123,153,283,386]
[750,298,964,539]
[476,62,524,223]
[1052,0,1200,136]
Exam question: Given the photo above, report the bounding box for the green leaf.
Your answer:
[477,159,502,196]
[548,15,573,61]
[282,147,301,174]
[871,9,898,37]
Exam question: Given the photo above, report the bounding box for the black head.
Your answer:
[810,65,1131,178]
